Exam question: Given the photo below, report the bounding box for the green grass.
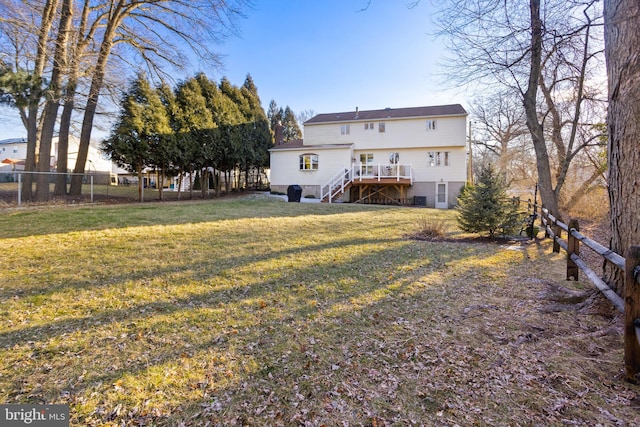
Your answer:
[0,195,637,426]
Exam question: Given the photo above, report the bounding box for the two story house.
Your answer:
[269,104,468,208]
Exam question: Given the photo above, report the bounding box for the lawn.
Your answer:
[0,194,638,426]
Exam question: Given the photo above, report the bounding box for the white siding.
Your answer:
[0,136,112,172]
[271,108,467,206]
[269,146,352,189]
[304,115,466,150]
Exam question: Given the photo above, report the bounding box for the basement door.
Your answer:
[435,182,448,209]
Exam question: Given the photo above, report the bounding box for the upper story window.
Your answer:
[300,153,319,170]
[364,122,375,130]
[378,122,386,133]
[340,124,350,135]
[426,120,437,131]
[428,151,450,166]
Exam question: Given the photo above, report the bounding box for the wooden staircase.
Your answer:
[321,164,414,203]
[320,168,353,203]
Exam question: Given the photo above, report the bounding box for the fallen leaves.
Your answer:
[1,201,638,426]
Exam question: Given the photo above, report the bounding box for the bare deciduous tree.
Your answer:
[434,0,606,218]
[469,92,529,182]
[1,0,249,200]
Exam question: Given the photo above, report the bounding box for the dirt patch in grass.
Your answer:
[0,201,637,426]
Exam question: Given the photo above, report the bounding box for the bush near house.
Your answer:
[456,164,523,237]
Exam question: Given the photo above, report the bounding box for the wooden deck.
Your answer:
[349,179,412,205]
[320,164,413,204]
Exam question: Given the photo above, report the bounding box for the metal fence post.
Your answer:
[90,175,94,203]
[625,246,640,383]
[17,173,22,206]
[567,219,579,280]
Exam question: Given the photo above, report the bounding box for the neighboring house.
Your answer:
[0,136,113,174]
[0,138,27,168]
[269,104,468,208]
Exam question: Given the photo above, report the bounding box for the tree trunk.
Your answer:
[55,0,92,195]
[54,80,76,196]
[69,2,127,196]
[137,164,143,202]
[603,0,640,295]
[68,38,114,195]
[36,0,73,202]
[158,165,164,201]
[177,169,183,200]
[523,0,560,218]
[21,0,59,202]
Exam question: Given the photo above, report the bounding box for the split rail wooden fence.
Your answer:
[533,203,640,382]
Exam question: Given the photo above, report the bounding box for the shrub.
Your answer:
[415,215,447,239]
[456,164,523,237]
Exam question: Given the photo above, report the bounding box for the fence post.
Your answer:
[567,219,579,280]
[527,200,535,238]
[542,207,550,239]
[18,173,22,206]
[625,246,640,382]
[553,216,562,253]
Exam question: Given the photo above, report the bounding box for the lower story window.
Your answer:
[300,153,319,170]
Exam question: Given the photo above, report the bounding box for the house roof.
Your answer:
[304,104,467,125]
[269,139,352,152]
[0,137,27,145]
[272,139,305,149]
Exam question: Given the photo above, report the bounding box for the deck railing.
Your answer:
[320,163,413,203]
[354,163,413,182]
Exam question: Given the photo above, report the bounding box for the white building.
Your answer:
[269,104,468,208]
[0,136,112,173]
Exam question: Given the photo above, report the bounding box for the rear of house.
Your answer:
[269,104,467,208]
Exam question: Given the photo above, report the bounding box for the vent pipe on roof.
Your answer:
[354,106,359,119]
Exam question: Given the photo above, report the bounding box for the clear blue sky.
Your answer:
[0,0,467,140]
[214,0,466,115]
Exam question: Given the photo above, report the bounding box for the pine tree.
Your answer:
[267,99,281,131]
[282,106,302,142]
[174,75,214,199]
[101,73,170,202]
[456,164,522,237]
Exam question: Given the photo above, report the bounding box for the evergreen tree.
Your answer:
[101,73,170,202]
[241,74,272,179]
[456,164,522,237]
[282,105,302,142]
[267,99,281,131]
[174,75,214,198]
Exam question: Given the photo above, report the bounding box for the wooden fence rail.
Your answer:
[535,203,640,382]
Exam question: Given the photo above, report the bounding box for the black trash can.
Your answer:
[287,185,302,202]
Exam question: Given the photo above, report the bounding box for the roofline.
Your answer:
[304,104,467,126]
[304,111,467,126]
[269,143,353,152]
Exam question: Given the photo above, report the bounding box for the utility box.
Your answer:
[287,185,302,202]
[414,196,427,207]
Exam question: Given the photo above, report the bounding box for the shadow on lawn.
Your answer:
[0,234,497,425]
[0,195,400,239]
